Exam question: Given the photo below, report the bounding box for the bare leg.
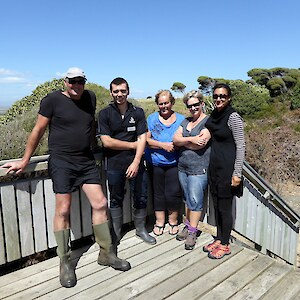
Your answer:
[82,183,108,225]
[189,211,202,229]
[54,193,72,231]
[153,210,165,235]
[185,206,190,223]
[168,210,179,235]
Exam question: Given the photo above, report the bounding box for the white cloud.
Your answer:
[0,68,14,75]
[0,68,21,76]
[0,76,26,83]
[0,68,28,84]
[0,68,37,106]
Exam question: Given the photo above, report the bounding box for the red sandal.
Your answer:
[208,244,231,259]
[203,240,221,253]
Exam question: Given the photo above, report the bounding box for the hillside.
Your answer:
[0,108,7,115]
[1,71,299,214]
[245,107,300,214]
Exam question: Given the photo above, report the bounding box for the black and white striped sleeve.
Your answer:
[228,112,245,178]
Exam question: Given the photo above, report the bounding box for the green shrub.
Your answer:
[0,79,112,160]
[0,79,65,125]
[228,80,270,118]
[290,82,300,110]
[0,106,48,160]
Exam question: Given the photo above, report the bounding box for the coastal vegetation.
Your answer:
[0,67,299,195]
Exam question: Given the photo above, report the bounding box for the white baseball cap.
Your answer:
[65,67,86,79]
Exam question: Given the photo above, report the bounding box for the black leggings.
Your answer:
[148,164,182,211]
[212,194,233,245]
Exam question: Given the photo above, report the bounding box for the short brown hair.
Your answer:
[110,77,130,93]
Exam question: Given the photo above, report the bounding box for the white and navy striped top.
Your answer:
[228,112,245,178]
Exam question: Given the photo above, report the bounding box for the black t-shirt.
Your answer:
[39,90,96,163]
[98,102,147,170]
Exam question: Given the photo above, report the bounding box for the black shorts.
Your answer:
[48,156,101,194]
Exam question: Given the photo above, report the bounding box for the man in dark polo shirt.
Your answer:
[98,77,156,251]
[1,68,130,289]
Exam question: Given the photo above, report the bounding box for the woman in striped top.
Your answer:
[204,83,245,259]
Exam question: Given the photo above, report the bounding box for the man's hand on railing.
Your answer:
[0,160,28,175]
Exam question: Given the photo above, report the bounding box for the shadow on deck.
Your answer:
[0,225,300,300]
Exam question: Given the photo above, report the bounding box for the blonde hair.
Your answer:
[183,90,203,105]
[155,90,175,104]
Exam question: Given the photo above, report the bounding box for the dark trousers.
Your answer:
[148,164,182,211]
[212,194,233,245]
[106,164,148,209]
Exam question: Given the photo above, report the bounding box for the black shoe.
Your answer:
[136,229,157,244]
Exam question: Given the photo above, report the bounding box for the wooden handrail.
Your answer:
[0,155,49,177]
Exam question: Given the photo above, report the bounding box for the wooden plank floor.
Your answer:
[0,225,300,300]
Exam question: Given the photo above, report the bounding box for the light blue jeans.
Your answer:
[178,171,208,211]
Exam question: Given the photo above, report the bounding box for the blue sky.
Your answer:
[1,0,299,108]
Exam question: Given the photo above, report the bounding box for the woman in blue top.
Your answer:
[173,90,211,250]
[145,90,185,236]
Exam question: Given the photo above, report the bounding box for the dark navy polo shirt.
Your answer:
[98,102,147,170]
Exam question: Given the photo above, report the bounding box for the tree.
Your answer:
[267,77,286,97]
[197,76,228,96]
[229,80,270,118]
[197,76,214,95]
[247,67,300,99]
[247,68,270,86]
[170,82,186,94]
[282,76,297,89]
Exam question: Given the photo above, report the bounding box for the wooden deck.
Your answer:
[0,225,300,300]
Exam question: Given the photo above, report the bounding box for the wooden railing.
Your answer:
[0,156,299,266]
[0,155,141,265]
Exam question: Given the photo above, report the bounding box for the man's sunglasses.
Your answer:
[186,102,201,109]
[213,94,229,100]
[68,78,86,85]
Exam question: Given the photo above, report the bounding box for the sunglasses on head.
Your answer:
[213,94,228,100]
[186,102,201,109]
[112,89,127,94]
[68,78,86,85]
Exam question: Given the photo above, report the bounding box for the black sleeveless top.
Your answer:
[205,104,236,198]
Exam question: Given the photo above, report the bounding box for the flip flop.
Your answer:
[168,223,179,235]
[153,224,165,236]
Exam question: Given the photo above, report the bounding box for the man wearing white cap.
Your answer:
[1,67,131,288]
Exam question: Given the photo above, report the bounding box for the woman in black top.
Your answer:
[204,83,245,259]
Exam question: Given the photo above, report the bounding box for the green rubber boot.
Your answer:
[93,222,131,271]
[54,229,77,288]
